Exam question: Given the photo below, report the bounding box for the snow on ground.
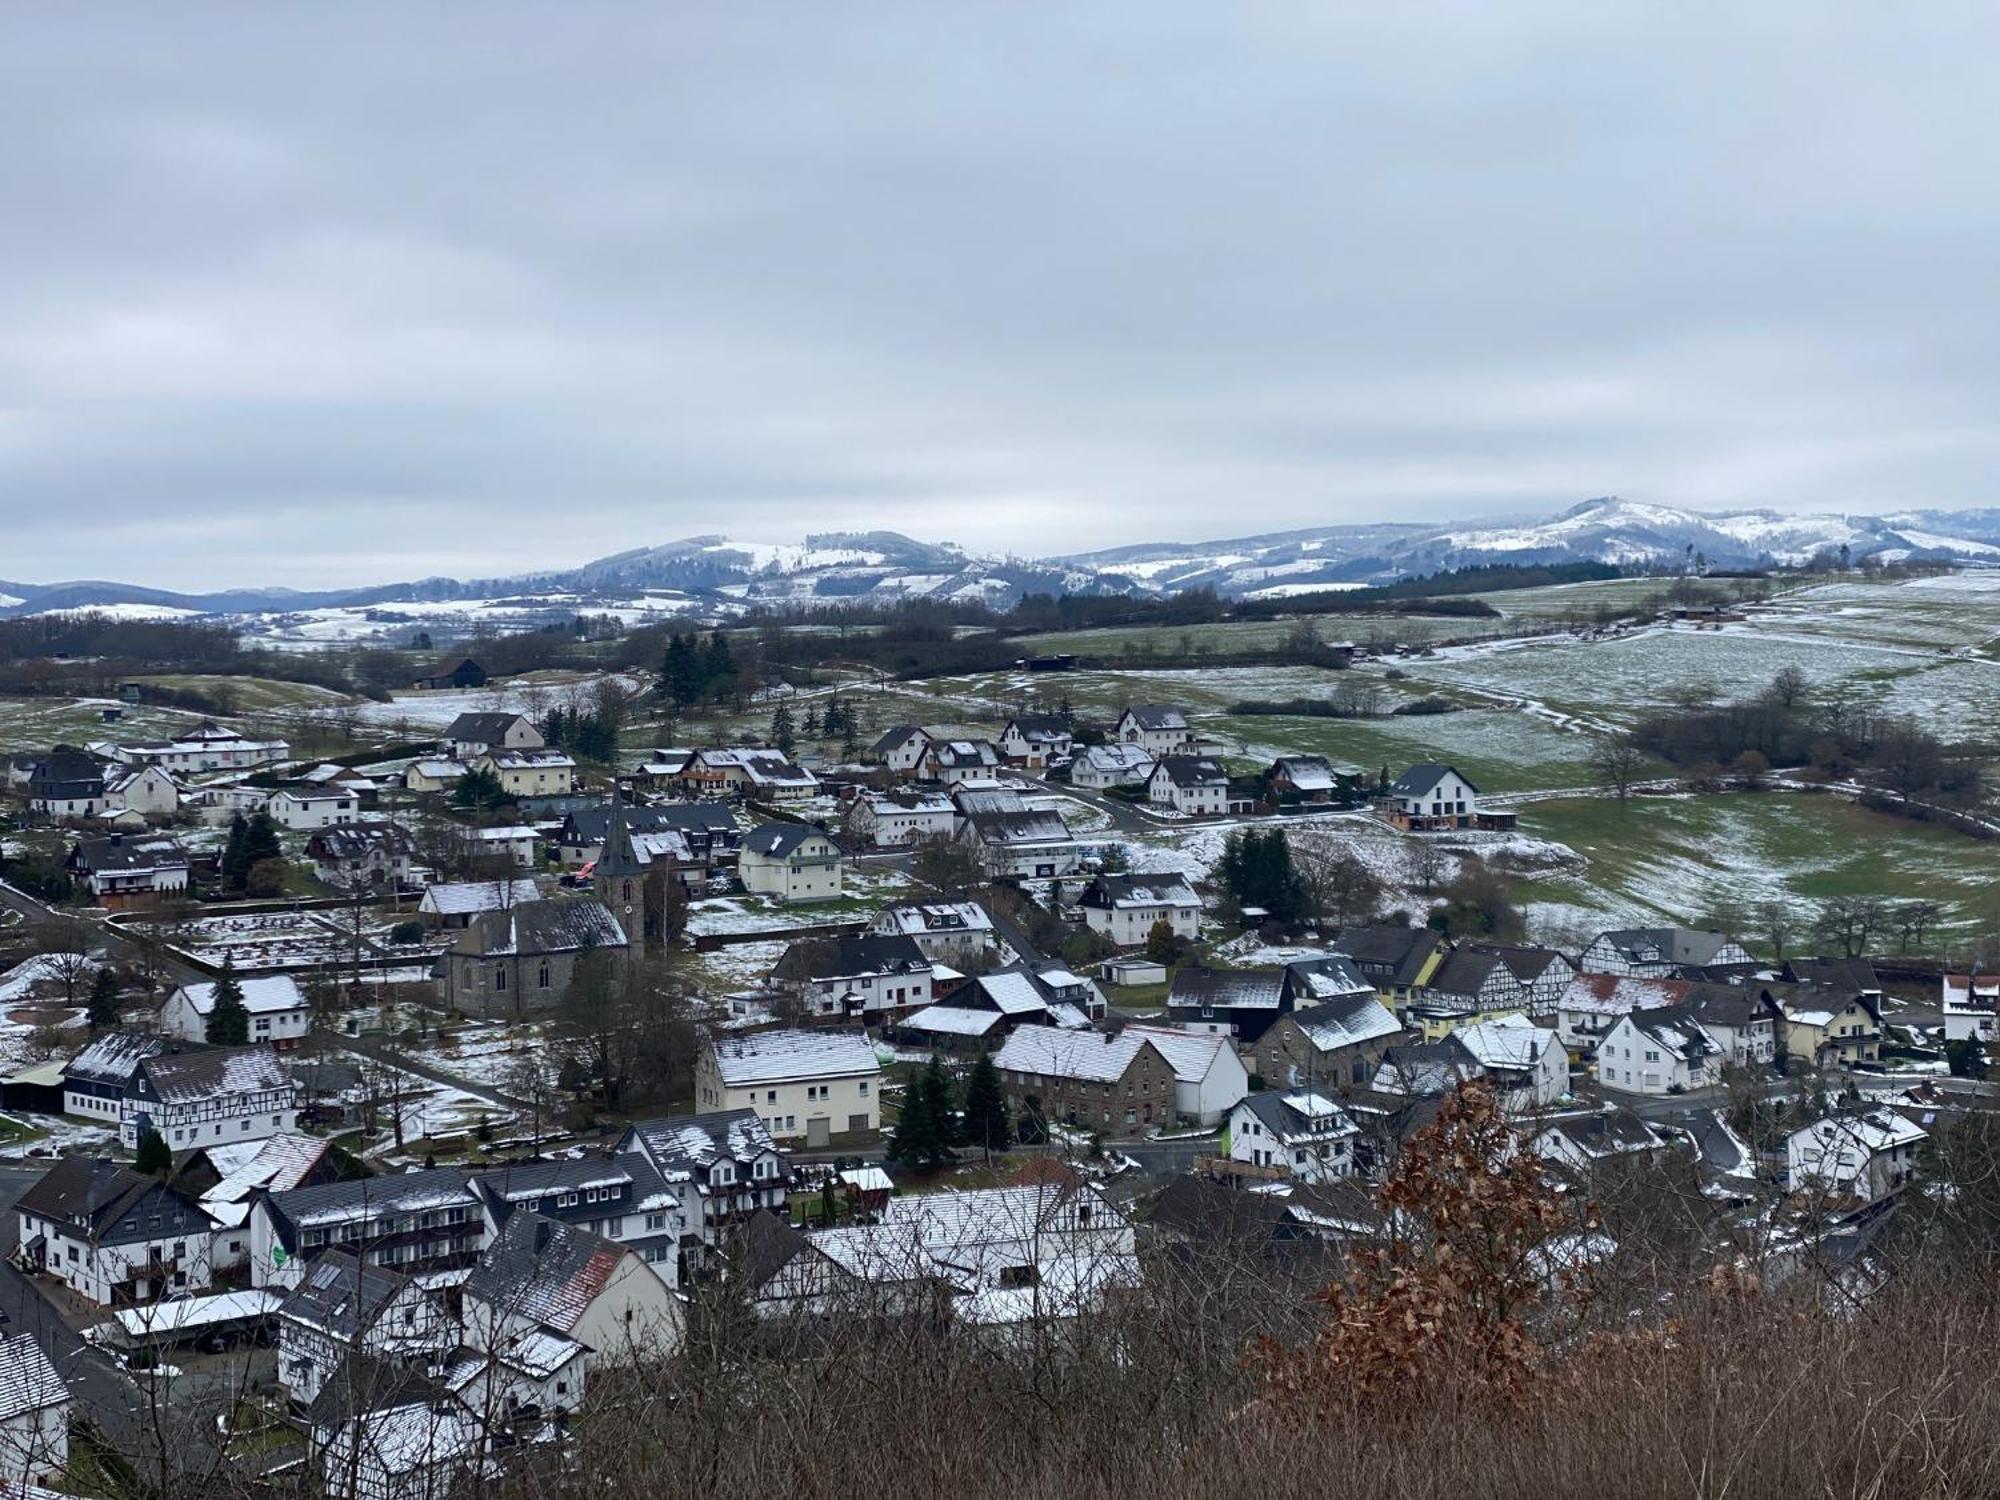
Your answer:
[405,1023,550,1091]
[31,601,201,621]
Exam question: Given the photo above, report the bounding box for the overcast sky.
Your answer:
[4,4,1998,590]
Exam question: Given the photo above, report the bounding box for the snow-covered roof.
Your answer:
[902,1005,1005,1037]
[992,1026,1162,1083]
[1453,1017,1555,1072]
[709,1028,880,1087]
[1295,993,1402,1050]
[870,901,993,937]
[1119,1025,1234,1084]
[0,1335,65,1420]
[418,878,540,915]
[174,974,305,1017]
[977,972,1050,1016]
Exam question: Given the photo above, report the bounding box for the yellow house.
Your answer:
[1331,925,1447,1009]
[403,758,467,795]
[473,749,578,799]
[1783,991,1882,1068]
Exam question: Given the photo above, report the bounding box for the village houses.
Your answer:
[695,1028,883,1146]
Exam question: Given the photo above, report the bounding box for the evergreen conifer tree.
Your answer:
[205,957,251,1046]
[961,1053,1011,1155]
[87,967,121,1031]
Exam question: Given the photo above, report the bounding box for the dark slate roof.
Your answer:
[29,746,105,793]
[653,801,739,836]
[444,712,528,743]
[262,1168,476,1251]
[619,1108,780,1175]
[732,1208,812,1291]
[17,1157,211,1246]
[64,1030,182,1090]
[1152,755,1227,787]
[1422,949,1507,1003]
[134,1046,291,1104]
[1078,873,1199,910]
[1540,1110,1663,1157]
[1782,957,1882,993]
[68,834,190,873]
[1120,705,1188,731]
[743,823,839,858]
[963,809,1072,844]
[469,1154,670,1232]
[279,1249,415,1338]
[461,1212,626,1335]
[871,725,929,755]
[772,934,929,982]
[1169,965,1288,1012]
[1594,927,1739,966]
[304,1349,448,1431]
[1679,982,1781,1028]
[459,898,628,957]
[1330,926,1442,987]
[1469,944,1569,984]
[1145,1175,1292,1242]
[1388,762,1473,798]
[1283,957,1378,1004]
[1005,715,1070,739]
[307,826,410,859]
[561,803,678,845]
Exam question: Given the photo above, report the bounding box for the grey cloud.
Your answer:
[2,2,1998,587]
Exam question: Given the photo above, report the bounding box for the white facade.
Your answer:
[696,1030,882,1144]
[1227,1092,1358,1183]
[0,1335,67,1484]
[1079,878,1201,947]
[739,830,844,903]
[105,763,182,816]
[1391,767,1478,823]
[268,789,358,830]
[1146,759,1228,815]
[1595,1013,1716,1095]
[1788,1111,1926,1201]
[162,974,314,1048]
[1114,707,1196,756]
[848,791,958,847]
[1943,974,1999,1044]
[1121,1025,1249,1125]
[100,724,291,774]
[1068,744,1154,790]
[471,826,539,869]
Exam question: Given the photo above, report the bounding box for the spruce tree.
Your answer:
[87,967,121,1031]
[205,958,251,1046]
[770,703,796,755]
[886,1072,939,1168]
[134,1125,171,1177]
[922,1053,962,1154]
[244,811,284,868]
[222,813,250,892]
[961,1053,1011,1155]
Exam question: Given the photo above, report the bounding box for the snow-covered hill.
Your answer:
[8,499,2000,636]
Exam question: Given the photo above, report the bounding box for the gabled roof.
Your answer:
[1289,991,1402,1050]
[68,834,189,873]
[1120,1025,1236,1085]
[1781,957,1882,994]
[1079,873,1199,911]
[1169,965,1288,1012]
[173,974,305,1017]
[306,825,411,860]
[1269,754,1338,791]
[619,1108,780,1178]
[263,1167,478,1243]
[16,1156,211,1245]
[1004,715,1070,740]
[742,823,840,858]
[0,1334,66,1421]
[708,1028,880,1088]
[136,1045,292,1104]
[992,1026,1164,1084]
[279,1249,417,1339]
[1330,925,1442,987]
[1591,927,1742,967]
[29,746,105,791]
[1558,972,1689,1016]
[1389,763,1474,798]
[455,898,627,958]
[443,711,530,742]
[1119,704,1188,731]
[418,878,541,916]
[1535,1109,1665,1160]
[1616,1004,1722,1061]
[772,934,928,983]
[926,739,1001,768]
[1151,755,1227,787]
[1074,743,1154,774]
[63,1030,179,1090]
[1422,949,1510,1004]
[1235,1089,1357,1143]
[962,809,1072,845]
[1469,943,1571,985]
[462,1212,630,1337]
[1792,1109,1927,1155]
[1453,1017,1555,1072]
[871,725,931,756]
[1283,956,1378,1003]
[870,901,994,938]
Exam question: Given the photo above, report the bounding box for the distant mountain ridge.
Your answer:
[7,498,2000,620]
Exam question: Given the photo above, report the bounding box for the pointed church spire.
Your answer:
[597,776,644,878]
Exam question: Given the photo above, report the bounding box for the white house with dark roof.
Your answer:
[1146,755,1228,815]
[1941,973,1999,1045]
[869,725,933,773]
[739,824,844,903]
[1076,872,1201,946]
[1226,1091,1359,1183]
[120,1044,300,1151]
[614,1109,788,1265]
[1265,754,1340,802]
[1529,1109,1670,1173]
[1450,1017,1569,1108]
[919,738,1004,785]
[1596,1005,1723,1095]
[443,712,544,761]
[1553,973,1689,1057]
[1166,965,1297,1043]
[1114,705,1196,756]
[163,973,313,1048]
[250,1167,488,1289]
[1788,1110,1927,1201]
[900,970,1094,1051]
[17,1156,217,1305]
[1578,927,1754,978]
[468,1154,683,1280]
[470,748,577,799]
[63,832,189,907]
[696,1029,882,1145]
[847,787,959,847]
[62,1030,174,1123]
[772,934,936,1019]
[957,807,1082,878]
[1384,763,1480,830]
[97,720,291,775]
[102,761,182,818]
[0,1332,68,1481]
[1068,742,1155,790]
[867,901,996,966]
[998,715,1073,768]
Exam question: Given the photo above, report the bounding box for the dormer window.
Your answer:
[714,1164,734,1186]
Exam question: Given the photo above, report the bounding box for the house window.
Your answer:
[538,963,551,989]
